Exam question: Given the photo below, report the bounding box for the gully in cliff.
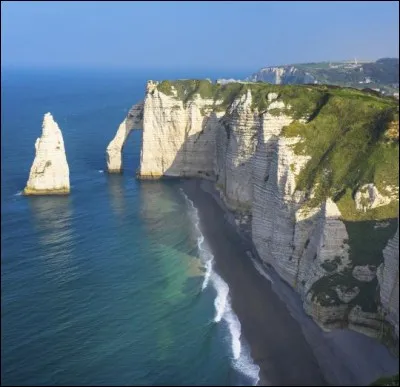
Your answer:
[24,112,70,195]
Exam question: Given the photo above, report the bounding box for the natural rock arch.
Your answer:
[106,101,144,173]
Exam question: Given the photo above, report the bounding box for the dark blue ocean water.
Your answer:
[1,68,259,386]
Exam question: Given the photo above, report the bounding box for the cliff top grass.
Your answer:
[280,88,398,219]
[156,79,399,220]
[156,79,397,115]
[157,81,397,185]
[156,79,243,110]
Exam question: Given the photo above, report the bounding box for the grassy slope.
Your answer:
[276,85,399,315]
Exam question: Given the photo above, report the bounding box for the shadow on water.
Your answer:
[27,196,75,275]
[27,195,73,247]
[106,174,126,218]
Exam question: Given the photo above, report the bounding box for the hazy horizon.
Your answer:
[1,55,399,72]
[1,1,399,71]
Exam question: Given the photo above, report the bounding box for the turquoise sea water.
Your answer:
[1,69,259,385]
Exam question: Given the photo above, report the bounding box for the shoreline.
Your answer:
[179,178,399,386]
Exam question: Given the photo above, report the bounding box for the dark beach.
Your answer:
[180,178,399,386]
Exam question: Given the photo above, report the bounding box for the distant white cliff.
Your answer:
[247,66,317,84]
[24,113,70,195]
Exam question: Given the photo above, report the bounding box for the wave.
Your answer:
[180,188,260,385]
[180,189,213,291]
[14,191,23,196]
[212,271,260,385]
[202,259,212,291]
[213,273,229,323]
[98,170,104,173]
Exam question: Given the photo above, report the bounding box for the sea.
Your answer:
[1,67,260,386]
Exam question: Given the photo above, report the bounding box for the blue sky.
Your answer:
[1,1,399,71]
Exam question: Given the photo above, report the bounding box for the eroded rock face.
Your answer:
[106,102,144,172]
[355,184,396,212]
[215,90,260,209]
[138,82,224,179]
[119,80,399,344]
[353,265,377,282]
[24,113,70,195]
[378,222,399,339]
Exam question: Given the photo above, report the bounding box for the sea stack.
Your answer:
[24,113,70,195]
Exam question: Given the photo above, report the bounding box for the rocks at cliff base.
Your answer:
[352,265,377,282]
[24,113,70,195]
[106,102,144,173]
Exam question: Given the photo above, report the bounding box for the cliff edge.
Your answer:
[109,79,399,349]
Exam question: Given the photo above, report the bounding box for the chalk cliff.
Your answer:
[378,222,399,339]
[106,102,144,172]
[138,81,224,179]
[24,113,70,195]
[246,58,399,97]
[247,65,317,85]
[109,80,399,348]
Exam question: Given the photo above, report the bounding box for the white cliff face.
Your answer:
[355,183,397,212]
[247,66,316,84]
[215,90,260,209]
[378,222,399,339]
[24,113,70,195]
[300,200,354,329]
[118,80,399,344]
[106,102,144,172]
[139,81,223,179]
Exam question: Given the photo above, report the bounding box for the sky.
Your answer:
[1,1,399,71]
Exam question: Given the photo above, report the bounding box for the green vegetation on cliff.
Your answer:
[154,79,399,345]
[248,58,399,96]
[276,85,399,318]
[156,79,243,109]
[156,80,398,218]
[371,373,399,386]
[156,79,398,221]
[281,86,398,219]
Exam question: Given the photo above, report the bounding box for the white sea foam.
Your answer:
[221,291,241,359]
[233,349,261,385]
[181,189,213,291]
[212,272,260,384]
[202,259,212,291]
[98,170,104,174]
[181,188,260,385]
[14,191,23,196]
[213,272,229,323]
[251,258,273,284]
